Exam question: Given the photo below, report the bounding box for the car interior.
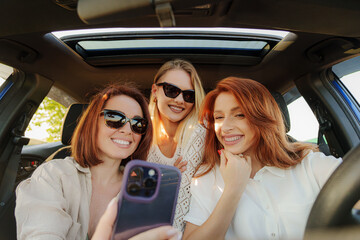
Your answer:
[0,0,360,239]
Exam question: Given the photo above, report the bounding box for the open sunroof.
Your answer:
[52,28,290,66]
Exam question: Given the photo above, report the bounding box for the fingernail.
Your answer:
[178,232,183,240]
[217,150,221,155]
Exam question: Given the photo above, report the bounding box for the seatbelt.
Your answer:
[317,122,331,155]
[315,103,331,155]
[314,102,345,157]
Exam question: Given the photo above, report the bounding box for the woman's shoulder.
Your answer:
[32,157,86,178]
[184,123,206,137]
[194,123,206,134]
[301,150,342,167]
[183,123,206,147]
[297,150,342,186]
[191,166,222,197]
[192,166,219,186]
[16,157,82,196]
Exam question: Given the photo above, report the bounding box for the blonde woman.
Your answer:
[147,59,206,231]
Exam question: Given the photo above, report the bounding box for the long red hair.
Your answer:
[71,83,153,167]
[197,77,318,176]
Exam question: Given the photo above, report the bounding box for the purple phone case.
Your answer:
[111,160,181,240]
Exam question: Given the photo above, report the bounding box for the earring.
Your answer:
[154,97,157,103]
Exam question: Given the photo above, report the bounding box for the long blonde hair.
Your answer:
[149,59,205,150]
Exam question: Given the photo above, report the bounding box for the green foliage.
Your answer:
[305,138,318,143]
[27,97,66,142]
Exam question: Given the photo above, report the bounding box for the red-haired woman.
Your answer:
[15,84,180,240]
[183,77,342,240]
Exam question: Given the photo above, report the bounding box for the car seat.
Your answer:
[271,92,293,139]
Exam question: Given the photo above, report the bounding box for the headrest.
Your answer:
[61,103,88,145]
[271,92,290,133]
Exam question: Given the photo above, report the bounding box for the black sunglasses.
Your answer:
[101,109,148,135]
[156,82,195,103]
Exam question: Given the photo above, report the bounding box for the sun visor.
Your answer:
[77,0,154,24]
[77,0,222,26]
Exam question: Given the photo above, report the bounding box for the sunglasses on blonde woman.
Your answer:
[156,82,195,103]
[101,109,148,135]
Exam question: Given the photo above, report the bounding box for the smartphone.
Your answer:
[111,160,181,240]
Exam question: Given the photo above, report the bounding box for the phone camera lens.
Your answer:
[127,182,141,196]
[144,177,156,188]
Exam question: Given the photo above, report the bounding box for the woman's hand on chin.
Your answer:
[219,149,251,198]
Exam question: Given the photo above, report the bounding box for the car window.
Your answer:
[287,96,319,143]
[24,86,75,145]
[1,64,74,145]
[0,63,13,87]
[25,96,67,145]
[340,71,360,104]
[332,56,360,121]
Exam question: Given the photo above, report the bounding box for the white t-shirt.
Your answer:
[184,151,342,240]
[147,124,206,231]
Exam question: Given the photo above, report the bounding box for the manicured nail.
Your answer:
[217,150,221,155]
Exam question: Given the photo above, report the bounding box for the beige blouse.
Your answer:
[147,124,206,232]
[15,157,92,240]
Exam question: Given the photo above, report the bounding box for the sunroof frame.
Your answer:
[52,28,289,66]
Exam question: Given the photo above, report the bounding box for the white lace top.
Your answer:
[147,124,206,232]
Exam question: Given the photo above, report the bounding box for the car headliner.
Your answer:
[1,0,360,102]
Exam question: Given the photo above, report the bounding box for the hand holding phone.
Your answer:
[92,197,181,240]
[111,160,181,240]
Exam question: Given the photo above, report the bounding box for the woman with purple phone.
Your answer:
[147,59,206,231]
[15,83,181,240]
[183,77,342,240]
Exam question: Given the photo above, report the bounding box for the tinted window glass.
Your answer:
[287,97,319,142]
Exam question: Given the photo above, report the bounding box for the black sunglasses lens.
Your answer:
[130,118,148,134]
[183,91,195,103]
[103,110,148,134]
[162,83,195,103]
[163,84,181,98]
[104,111,126,129]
